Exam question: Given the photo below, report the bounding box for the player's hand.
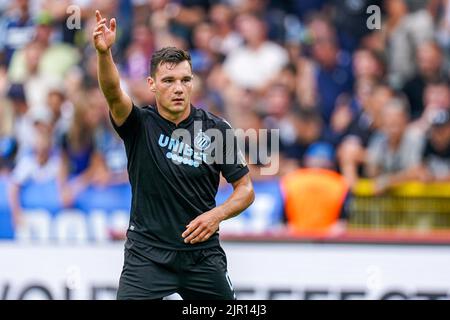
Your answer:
[182,208,223,244]
[93,10,116,53]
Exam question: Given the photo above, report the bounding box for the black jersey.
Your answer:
[111,104,249,250]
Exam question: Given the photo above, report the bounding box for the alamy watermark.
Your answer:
[66,5,81,30]
[65,3,382,31]
[66,4,382,31]
[366,5,381,30]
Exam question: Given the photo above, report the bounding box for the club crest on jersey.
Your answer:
[194,130,211,151]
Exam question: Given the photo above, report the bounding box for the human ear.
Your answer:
[147,77,156,92]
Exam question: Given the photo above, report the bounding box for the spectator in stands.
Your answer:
[352,47,386,83]
[79,49,102,91]
[190,76,224,115]
[412,109,450,182]
[328,92,355,144]
[6,83,35,157]
[295,56,317,109]
[87,86,128,186]
[59,97,104,206]
[402,41,448,120]
[275,63,297,97]
[0,100,17,174]
[382,0,434,88]
[365,96,425,193]
[234,0,289,43]
[8,13,79,116]
[8,128,60,229]
[436,0,450,52]
[38,0,87,46]
[329,79,377,145]
[261,84,297,146]
[279,107,328,172]
[220,84,259,125]
[303,141,337,171]
[223,12,288,92]
[0,135,17,175]
[233,108,275,170]
[145,0,189,51]
[8,11,80,84]
[328,48,385,144]
[332,0,383,52]
[166,0,210,41]
[46,85,72,147]
[8,40,48,113]
[288,0,328,20]
[304,13,354,126]
[209,3,243,56]
[281,142,349,235]
[411,80,450,132]
[121,23,155,108]
[190,22,217,76]
[124,23,154,81]
[337,83,394,188]
[0,0,35,66]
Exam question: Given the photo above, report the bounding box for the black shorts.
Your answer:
[117,238,236,300]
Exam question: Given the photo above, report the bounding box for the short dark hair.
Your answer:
[150,47,192,77]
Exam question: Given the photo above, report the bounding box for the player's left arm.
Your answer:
[182,173,255,244]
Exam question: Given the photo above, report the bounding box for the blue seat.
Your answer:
[0,176,14,239]
[75,183,132,213]
[20,180,63,216]
[216,178,284,232]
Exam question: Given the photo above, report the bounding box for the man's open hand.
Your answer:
[93,10,116,53]
[182,208,224,244]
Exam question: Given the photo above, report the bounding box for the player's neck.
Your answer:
[156,103,191,126]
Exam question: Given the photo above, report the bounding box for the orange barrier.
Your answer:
[281,168,349,233]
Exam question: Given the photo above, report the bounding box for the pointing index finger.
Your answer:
[95,10,102,23]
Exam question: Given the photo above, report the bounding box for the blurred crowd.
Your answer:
[1,0,450,235]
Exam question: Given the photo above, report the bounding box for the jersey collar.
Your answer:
[153,104,195,128]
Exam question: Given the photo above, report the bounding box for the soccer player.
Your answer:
[93,11,255,300]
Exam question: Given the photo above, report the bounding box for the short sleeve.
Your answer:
[110,104,143,142]
[216,120,249,183]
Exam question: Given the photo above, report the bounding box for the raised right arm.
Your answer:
[93,10,132,126]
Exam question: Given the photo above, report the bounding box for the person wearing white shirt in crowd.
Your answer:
[223,13,288,91]
[8,123,60,229]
